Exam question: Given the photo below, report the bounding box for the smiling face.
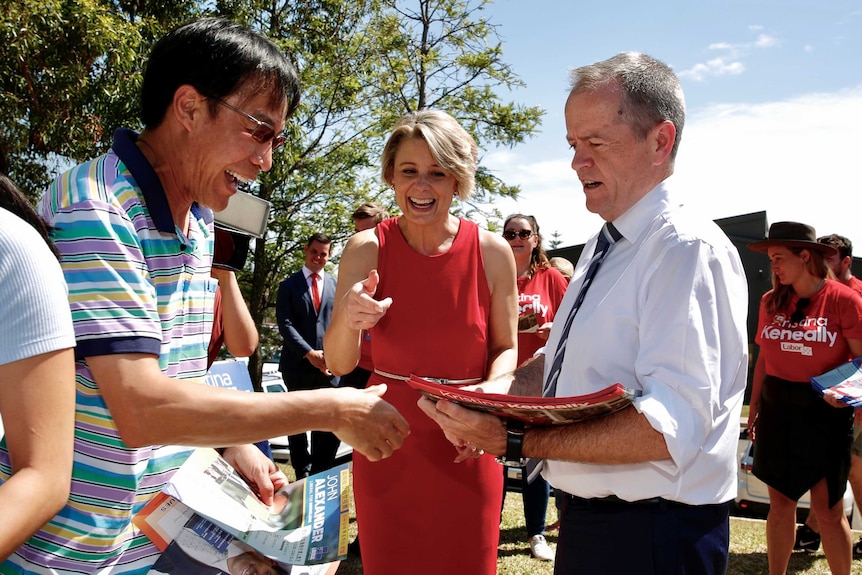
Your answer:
[389,137,457,225]
[565,83,671,222]
[303,240,331,273]
[186,90,287,212]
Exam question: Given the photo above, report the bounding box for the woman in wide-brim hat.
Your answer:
[748,221,862,575]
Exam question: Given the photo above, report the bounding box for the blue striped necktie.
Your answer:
[542,222,622,398]
[525,221,622,483]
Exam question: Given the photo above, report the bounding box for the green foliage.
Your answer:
[0,0,543,387]
[223,0,544,386]
[367,0,543,203]
[235,1,397,385]
[2,0,132,195]
[0,0,203,199]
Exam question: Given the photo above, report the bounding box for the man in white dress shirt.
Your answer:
[419,52,749,574]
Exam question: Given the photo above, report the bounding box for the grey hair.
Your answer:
[569,52,686,161]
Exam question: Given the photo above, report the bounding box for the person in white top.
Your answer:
[0,168,76,560]
[419,52,749,574]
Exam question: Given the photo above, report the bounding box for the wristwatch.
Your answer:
[496,420,527,467]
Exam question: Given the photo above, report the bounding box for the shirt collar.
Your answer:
[111,128,213,234]
[611,179,674,245]
[303,266,323,280]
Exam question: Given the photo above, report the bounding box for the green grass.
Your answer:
[279,462,862,574]
[726,516,861,575]
[331,488,557,575]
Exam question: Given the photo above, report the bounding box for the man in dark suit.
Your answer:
[276,233,340,477]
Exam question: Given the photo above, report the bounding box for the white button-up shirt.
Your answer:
[544,181,749,505]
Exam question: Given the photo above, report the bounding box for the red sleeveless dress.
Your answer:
[353,217,504,575]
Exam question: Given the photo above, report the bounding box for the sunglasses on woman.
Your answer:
[502,230,534,240]
[218,100,287,150]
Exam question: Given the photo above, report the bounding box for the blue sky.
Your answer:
[473,0,862,250]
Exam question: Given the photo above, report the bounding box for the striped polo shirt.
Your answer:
[0,128,217,574]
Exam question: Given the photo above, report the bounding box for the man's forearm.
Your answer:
[525,406,670,465]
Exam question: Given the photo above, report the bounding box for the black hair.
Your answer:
[141,17,300,128]
[0,142,59,258]
[306,232,332,247]
[0,175,58,259]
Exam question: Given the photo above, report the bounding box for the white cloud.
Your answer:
[477,151,605,244]
[681,28,778,81]
[670,86,862,247]
[480,86,862,252]
[754,33,778,47]
[708,42,737,53]
[679,58,745,81]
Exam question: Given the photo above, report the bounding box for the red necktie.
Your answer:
[310,273,321,313]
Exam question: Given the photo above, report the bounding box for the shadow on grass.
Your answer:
[337,552,362,575]
[727,550,826,575]
[336,524,561,573]
[341,545,835,575]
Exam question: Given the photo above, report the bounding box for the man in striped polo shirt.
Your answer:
[1,18,408,574]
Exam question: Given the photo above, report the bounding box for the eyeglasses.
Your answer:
[218,100,286,150]
[503,229,534,241]
[790,297,810,323]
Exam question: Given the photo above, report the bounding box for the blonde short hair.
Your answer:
[352,202,389,224]
[549,257,574,281]
[381,110,478,200]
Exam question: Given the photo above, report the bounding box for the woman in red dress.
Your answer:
[325,110,518,575]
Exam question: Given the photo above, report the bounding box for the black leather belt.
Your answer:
[562,492,690,509]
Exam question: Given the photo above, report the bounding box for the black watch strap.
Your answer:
[497,420,527,467]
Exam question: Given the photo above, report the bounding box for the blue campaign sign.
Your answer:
[205,360,254,393]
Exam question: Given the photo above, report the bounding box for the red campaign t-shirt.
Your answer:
[756,279,862,381]
[516,266,569,366]
[845,275,862,297]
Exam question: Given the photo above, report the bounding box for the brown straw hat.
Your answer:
[747,221,838,256]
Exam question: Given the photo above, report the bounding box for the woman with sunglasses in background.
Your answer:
[500,214,568,561]
[747,221,862,575]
